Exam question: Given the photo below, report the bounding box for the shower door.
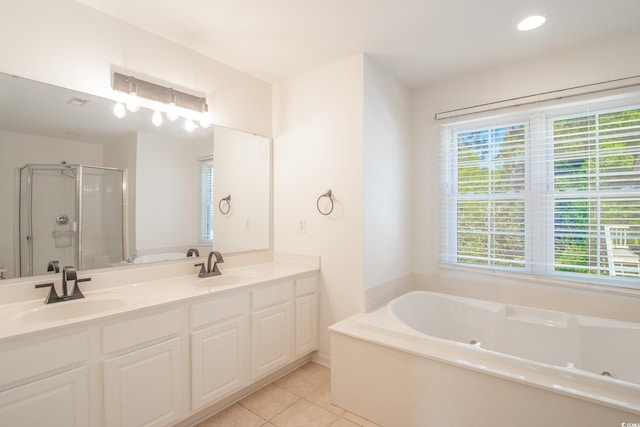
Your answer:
[20,165,78,276]
[79,166,124,270]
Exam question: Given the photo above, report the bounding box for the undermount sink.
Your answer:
[195,274,255,287]
[16,296,131,323]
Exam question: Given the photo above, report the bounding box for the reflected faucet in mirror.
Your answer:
[186,248,200,257]
[47,260,60,273]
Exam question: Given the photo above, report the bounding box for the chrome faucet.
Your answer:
[194,251,224,278]
[186,248,200,257]
[35,266,91,304]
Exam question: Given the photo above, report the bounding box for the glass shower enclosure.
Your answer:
[19,164,125,276]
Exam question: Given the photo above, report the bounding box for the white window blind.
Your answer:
[442,95,640,288]
[199,157,214,244]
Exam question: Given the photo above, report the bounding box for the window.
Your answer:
[199,157,214,244]
[442,97,640,288]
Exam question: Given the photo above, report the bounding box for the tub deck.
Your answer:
[330,291,640,427]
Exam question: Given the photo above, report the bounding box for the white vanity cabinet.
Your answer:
[250,280,294,380]
[294,275,318,357]
[190,291,250,411]
[0,266,319,426]
[102,309,185,427]
[0,332,89,427]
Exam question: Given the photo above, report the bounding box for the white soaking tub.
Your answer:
[330,291,640,427]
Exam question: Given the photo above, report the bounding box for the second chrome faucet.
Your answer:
[194,251,224,278]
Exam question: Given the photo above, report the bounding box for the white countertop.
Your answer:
[0,254,319,342]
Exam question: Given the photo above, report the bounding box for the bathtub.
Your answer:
[125,252,186,264]
[330,291,640,427]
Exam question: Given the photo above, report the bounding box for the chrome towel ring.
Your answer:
[316,189,334,215]
[219,195,231,214]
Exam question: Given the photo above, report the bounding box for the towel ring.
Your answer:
[316,190,334,215]
[219,195,231,214]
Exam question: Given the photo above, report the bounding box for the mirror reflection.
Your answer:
[0,72,270,280]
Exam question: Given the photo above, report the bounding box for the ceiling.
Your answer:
[76,0,640,88]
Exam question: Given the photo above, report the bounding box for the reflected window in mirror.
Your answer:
[199,157,214,244]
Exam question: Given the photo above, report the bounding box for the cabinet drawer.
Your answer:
[103,309,182,355]
[251,281,292,310]
[294,275,317,297]
[191,292,249,329]
[0,332,87,387]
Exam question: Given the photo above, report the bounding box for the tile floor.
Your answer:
[195,362,381,427]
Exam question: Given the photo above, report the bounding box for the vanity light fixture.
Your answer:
[111,72,209,131]
[517,15,546,31]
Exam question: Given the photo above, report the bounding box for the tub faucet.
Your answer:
[186,248,200,257]
[194,251,224,278]
[35,266,91,304]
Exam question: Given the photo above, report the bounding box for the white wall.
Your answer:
[273,55,365,364]
[273,54,414,362]
[412,33,640,322]
[0,0,271,136]
[363,57,412,294]
[135,132,199,252]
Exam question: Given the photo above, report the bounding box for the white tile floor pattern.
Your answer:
[195,362,381,427]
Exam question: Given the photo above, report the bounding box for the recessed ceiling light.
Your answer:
[517,15,546,31]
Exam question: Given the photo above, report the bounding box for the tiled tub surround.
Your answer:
[0,254,320,426]
[331,291,640,427]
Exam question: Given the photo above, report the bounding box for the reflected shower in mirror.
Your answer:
[0,72,270,280]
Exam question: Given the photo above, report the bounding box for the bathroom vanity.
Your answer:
[0,255,319,426]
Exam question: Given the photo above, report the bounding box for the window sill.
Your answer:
[436,263,640,298]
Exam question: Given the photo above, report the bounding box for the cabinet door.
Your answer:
[104,338,182,427]
[295,293,318,357]
[191,315,248,411]
[0,366,88,427]
[250,302,292,380]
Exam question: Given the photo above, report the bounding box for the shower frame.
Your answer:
[18,163,126,276]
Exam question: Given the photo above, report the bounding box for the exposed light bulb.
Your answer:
[200,103,211,128]
[113,102,126,119]
[126,93,140,112]
[167,91,178,121]
[167,105,178,121]
[200,114,211,129]
[152,110,163,127]
[126,80,140,112]
[184,119,197,133]
[517,15,546,31]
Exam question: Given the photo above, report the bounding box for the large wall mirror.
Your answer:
[0,72,270,280]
